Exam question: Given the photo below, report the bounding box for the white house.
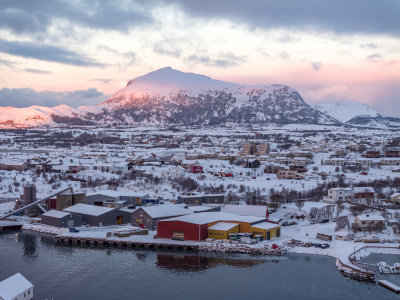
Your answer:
[354,213,385,232]
[0,273,33,300]
[323,188,353,203]
[390,192,400,204]
[161,167,184,179]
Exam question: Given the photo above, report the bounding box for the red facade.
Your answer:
[157,220,208,241]
[46,198,57,210]
[353,192,374,199]
[189,166,203,174]
[365,151,380,158]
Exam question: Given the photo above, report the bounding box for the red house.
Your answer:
[353,187,375,201]
[189,165,203,174]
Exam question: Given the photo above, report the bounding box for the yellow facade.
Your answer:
[250,225,281,241]
[208,224,240,240]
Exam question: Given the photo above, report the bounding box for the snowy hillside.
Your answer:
[0,105,76,128]
[314,102,379,123]
[0,67,344,127]
[100,67,339,126]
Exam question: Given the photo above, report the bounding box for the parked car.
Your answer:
[282,220,297,226]
[69,227,80,233]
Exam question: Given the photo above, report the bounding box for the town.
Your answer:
[0,125,400,298]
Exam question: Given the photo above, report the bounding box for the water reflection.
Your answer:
[156,253,267,272]
[21,233,38,261]
[136,252,148,262]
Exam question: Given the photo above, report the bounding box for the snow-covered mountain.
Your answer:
[0,67,340,128]
[98,67,339,126]
[314,101,400,128]
[314,102,379,123]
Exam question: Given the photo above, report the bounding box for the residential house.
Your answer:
[323,188,353,203]
[352,187,375,201]
[353,213,385,232]
[389,193,400,204]
[276,169,303,180]
[0,273,33,300]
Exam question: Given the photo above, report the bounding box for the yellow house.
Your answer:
[208,222,240,239]
[250,222,281,240]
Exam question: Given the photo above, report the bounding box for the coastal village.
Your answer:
[0,125,400,297]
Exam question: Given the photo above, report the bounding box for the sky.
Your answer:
[0,0,399,116]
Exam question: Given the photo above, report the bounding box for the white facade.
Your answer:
[325,188,353,203]
[0,273,33,300]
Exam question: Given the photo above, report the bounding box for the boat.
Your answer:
[377,261,393,274]
[391,263,400,274]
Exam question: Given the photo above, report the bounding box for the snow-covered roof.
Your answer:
[251,222,279,230]
[353,187,375,193]
[231,215,266,223]
[63,203,115,216]
[0,273,33,300]
[187,205,216,212]
[390,192,400,198]
[222,205,267,217]
[180,193,224,199]
[208,222,239,231]
[161,212,237,225]
[329,188,352,192]
[42,210,71,219]
[141,205,192,218]
[356,213,385,221]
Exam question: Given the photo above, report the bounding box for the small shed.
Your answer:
[0,273,33,300]
[208,222,239,239]
[250,222,281,240]
[41,210,82,228]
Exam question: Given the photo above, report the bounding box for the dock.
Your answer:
[54,235,284,255]
[378,280,400,294]
[0,221,23,232]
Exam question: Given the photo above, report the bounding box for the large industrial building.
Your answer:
[56,192,85,210]
[130,205,192,230]
[178,194,225,205]
[63,203,126,226]
[157,212,278,241]
[41,210,82,228]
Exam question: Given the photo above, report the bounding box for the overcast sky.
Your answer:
[0,0,399,115]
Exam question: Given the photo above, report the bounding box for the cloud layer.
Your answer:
[0,88,107,108]
[166,0,400,36]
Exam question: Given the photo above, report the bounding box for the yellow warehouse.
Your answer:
[250,222,281,240]
[208,222,240,239]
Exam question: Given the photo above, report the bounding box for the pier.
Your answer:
[378,280,400,294]
[54,235,284,255]
[55,235,201,252]
[0,221,23,233]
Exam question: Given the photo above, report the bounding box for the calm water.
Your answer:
[0,232,399,300]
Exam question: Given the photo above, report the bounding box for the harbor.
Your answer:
[1,231,400,300]
[0,221,23,232]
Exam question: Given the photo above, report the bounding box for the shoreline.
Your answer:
[19,223,400,282]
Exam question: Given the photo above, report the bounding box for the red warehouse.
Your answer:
[157,212,236,241]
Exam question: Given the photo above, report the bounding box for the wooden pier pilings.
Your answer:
[54,235,285,255]
[54,236,200,252]
[0,223,23,233]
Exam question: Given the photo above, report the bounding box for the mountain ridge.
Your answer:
[0,67,396,128]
